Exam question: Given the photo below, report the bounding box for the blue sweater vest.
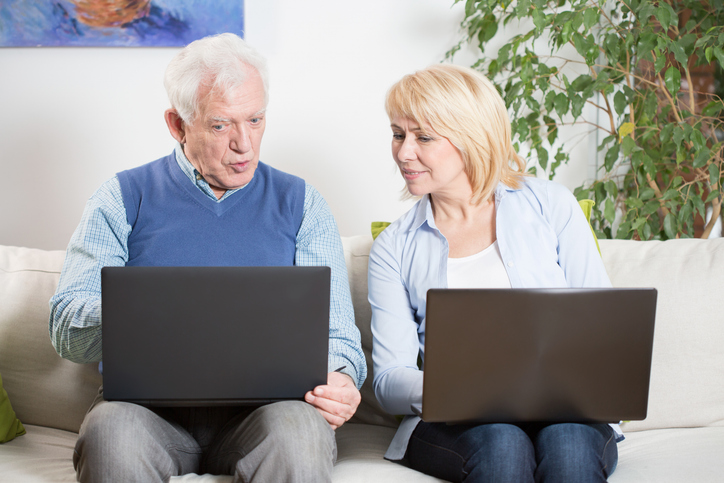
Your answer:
[117,153,305,267]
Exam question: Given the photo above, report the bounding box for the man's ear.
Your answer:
[164,109,186,144]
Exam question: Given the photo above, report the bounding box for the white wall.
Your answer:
[0,0,590,250]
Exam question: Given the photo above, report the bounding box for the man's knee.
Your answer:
[254,401,335,459]
[75,401,198,483]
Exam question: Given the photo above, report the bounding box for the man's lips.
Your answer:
[229,160,251,171]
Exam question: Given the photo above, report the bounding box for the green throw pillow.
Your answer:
[0,372,25,443]
[371,221,392,240]
[371,199,600,255]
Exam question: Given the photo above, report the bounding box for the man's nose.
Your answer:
[230,125,251,152]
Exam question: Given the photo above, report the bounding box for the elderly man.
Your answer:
[49,33,365,482]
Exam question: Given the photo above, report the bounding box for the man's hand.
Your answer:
[304,371,361,430]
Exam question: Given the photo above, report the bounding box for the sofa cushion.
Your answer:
[599,239,724,432]
[0,245,102,433]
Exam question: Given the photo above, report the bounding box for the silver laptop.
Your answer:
[422,288,657,424]
[101,266,330,406]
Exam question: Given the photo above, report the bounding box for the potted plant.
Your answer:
[448,0,724,239]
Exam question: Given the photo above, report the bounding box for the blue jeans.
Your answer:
[407,421,617,483]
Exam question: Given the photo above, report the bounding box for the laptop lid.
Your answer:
[101,266,330,406]
[421,288,657,424]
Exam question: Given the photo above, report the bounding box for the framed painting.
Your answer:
[0,0,244,47]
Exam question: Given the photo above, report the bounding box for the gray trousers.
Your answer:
[73,388,337,483]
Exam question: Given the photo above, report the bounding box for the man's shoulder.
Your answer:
[117,152,174,180]
[257,161,305,186]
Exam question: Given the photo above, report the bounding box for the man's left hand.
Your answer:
[304,371,361,430]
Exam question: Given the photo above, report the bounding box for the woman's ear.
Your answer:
[164,109,186,144]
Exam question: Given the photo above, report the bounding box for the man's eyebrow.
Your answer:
[210,116,231,123]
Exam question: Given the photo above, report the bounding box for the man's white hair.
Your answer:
[164,33,269,124]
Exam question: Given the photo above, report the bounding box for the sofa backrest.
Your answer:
[0,245,102,434]
[598,238,724,432]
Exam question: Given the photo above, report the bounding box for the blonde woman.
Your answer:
[368,64,619,482]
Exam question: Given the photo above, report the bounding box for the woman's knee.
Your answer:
[534,423,616,482]
[463,424,536,482]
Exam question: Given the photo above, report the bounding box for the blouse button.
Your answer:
[507,261,514,267]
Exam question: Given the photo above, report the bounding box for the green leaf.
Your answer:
[544,90,556,112]
[604,143,620,171]
[640,187,656,200]
[662,189,679,201]
[537,145,549,170]
[664,66,681,97]
[583,7,598,29]
[621,136,638,156]
[642,221,652,240]
[465,0,478,19]
[663,213,677,239]
[706,190,720,203]
[555,93,569,116]
[702,101,724,117]
[478,13,499,44]
[672,125,685,146]
[605,180,619,199]
[614,91,628,115]
[713,47,724,69]
[544,115,558,144]
[571,95,585,120]
[710,163,720,186]
[654,52,666,73]
[632,217,647,231]
[532,8,546,33]
[669,40,689,66]
[604,198,616,224]
[655,5,672,31]
[571,75,594,92]
[693,149,711,169]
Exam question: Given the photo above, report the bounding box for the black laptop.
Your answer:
[101,266,330,406]
[421,288,657,424]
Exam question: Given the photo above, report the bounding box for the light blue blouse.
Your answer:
[368,177,617,460]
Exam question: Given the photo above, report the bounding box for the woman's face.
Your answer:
[390,117,470,199]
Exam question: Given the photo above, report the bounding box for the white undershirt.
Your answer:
[447,240,512,289]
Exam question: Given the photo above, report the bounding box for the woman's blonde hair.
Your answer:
[385,64,526,204]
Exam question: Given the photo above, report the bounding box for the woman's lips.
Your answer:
[402,168,424,179]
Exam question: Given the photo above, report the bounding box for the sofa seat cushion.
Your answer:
[0,424,77,482]
[610,427,724,482]
[334,423,446,482]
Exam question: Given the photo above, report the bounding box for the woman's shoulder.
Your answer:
[514,176,574,200]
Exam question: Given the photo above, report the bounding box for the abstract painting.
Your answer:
[0,0,244,47]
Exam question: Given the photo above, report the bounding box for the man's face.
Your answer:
[167,68,266,199]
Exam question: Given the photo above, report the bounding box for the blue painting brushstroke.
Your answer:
[0,0,244,47]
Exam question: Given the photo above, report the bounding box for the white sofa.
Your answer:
[1,235,723,482]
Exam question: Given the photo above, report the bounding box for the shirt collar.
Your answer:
[407,180,522,234]
[173,143,245,202]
